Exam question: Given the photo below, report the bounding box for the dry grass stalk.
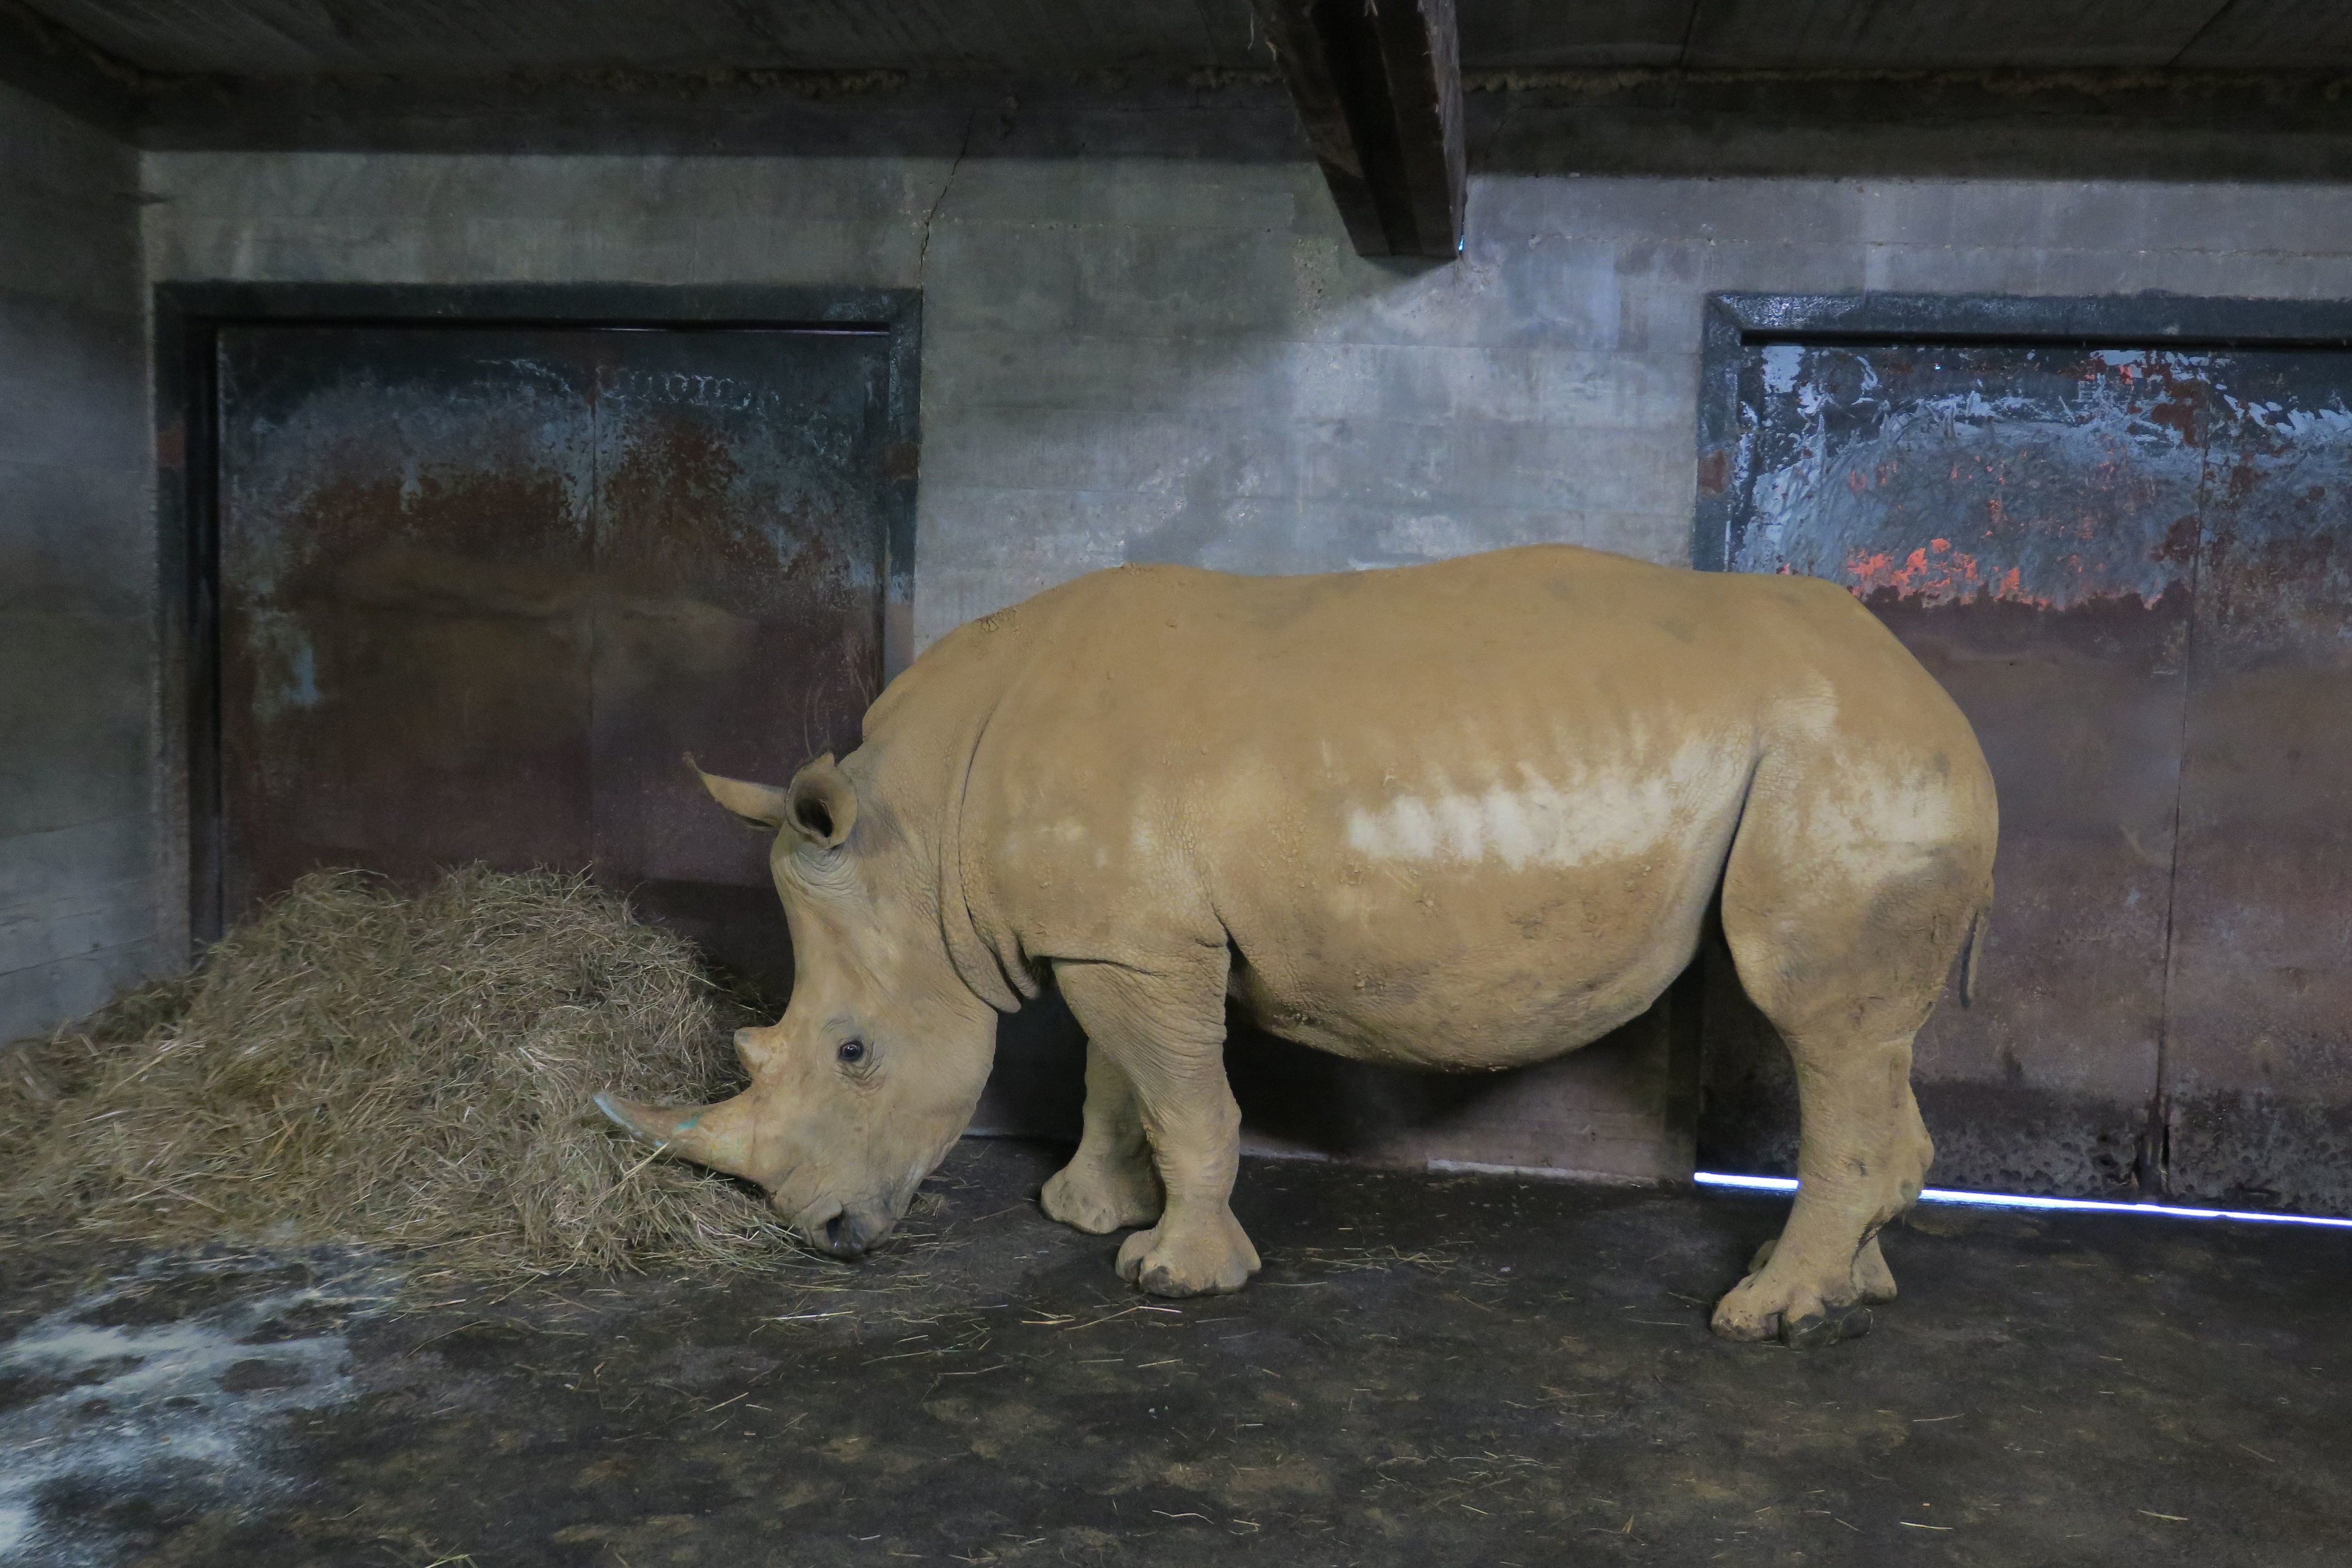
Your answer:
[0,866,812,1279]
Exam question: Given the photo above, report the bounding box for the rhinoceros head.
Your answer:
[596,753,999,1259]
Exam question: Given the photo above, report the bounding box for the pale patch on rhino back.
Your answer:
[1343,740,1743,870]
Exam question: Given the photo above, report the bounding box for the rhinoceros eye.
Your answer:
[836,1039,866,1065]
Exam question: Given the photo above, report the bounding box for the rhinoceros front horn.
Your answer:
[594,1090,763,1183]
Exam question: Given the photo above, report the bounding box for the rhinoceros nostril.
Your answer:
[821,1209,889,1258]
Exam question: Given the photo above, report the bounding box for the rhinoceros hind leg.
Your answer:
[1708,748,1983,1345]
[1056,955,1262,1298]
[1708,1022,1933,1345]
[1851,1234,1898,1303]
[1041,1041,1165,1234]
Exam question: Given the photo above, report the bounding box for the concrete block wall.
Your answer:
[0,83,157,1044]
[143,153,2352,658]
[131,149,2352,1167]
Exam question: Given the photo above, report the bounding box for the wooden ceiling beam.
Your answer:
[1253,0,1465,261]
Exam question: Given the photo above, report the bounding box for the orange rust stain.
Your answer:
[1843,535,1985,604]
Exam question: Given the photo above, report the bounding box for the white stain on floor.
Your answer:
[0,1252,391,1566]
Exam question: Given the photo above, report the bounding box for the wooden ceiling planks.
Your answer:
[2173,0,2352,70]
[1456,0,1693,71]
[36,0,2352,79]
[1680,0,2231,71]
[19,0,1266,77]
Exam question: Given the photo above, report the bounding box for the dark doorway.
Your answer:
[162,287,920,1005]
[1697,294,2352,1215]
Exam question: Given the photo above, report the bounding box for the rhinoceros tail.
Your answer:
[1960,897,1991,1008]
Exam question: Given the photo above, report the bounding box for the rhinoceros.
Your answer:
[597,544,1996,1345]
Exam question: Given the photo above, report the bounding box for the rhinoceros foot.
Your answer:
[1710,1235,1890,1347]
[1745,1235,1899,1306]
[1115,1211,1260,1298]
[1041,1153,1164,1235]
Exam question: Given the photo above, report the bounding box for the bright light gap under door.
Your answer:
[1696,1171,2352,1231]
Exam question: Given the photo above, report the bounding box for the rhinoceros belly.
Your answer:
[1213,745,1750,1072]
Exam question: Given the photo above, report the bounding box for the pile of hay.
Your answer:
[0,867,808,1278]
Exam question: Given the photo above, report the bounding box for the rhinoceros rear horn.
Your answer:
[687,754,794,832]
[594,1090,762,1183]
[786,755,857,850]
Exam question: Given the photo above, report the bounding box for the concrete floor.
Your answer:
[1,1138,2346,1567]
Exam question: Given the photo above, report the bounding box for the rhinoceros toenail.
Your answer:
[1782,1313,1835,1349]
[1782,1305,1872,1349]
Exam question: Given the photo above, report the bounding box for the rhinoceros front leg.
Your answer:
[1040,1039,1165,1234]
[1054,956,1260,1297]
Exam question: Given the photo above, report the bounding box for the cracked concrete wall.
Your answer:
[0,81,159,1043]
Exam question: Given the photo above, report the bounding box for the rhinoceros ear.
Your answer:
[687,754,793,831]
[786,754,858,850]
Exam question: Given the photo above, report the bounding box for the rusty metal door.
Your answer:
[214,324,892,1000]
[1701,304,2352,1213]
[2162,352,2352,1210]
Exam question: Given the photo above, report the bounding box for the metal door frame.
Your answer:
[153,282,922,953]
[1695,290,2352,571]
